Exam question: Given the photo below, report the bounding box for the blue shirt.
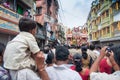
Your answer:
[46,64,82,80]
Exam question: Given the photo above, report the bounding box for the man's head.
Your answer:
[55,46,69,61]
[19,17,37,35]
[89,44,95,51]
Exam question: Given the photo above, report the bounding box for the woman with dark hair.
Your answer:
[46,52,55,67]
[81,46,93,68]
[71,53,90,80]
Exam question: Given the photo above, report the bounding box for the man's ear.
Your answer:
[29,29,36,35]
[68,54,73,60]
[29,29,32,34]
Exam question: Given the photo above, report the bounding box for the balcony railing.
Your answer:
[113,30,120,37]
[101,17,110,28]
[92,37,98,41]
[100,1,111,13]
[0,5,23,32]
[92,25,98,32]
[0,5,22,22]
[98,32,112,40]
[102,33,111,38]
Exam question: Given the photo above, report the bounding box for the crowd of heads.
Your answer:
[1,17,120,80]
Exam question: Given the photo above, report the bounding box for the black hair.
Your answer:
[46,52,54,64]
[19,17,37,32]
[95,45,101,50]
[81,46,88,59]
[108,43,114,47]
[43,45,50,54]
[89,44,95,51]
[55,46,69,61]
[111,45,120,67]
[73,53,82,72]
[0,43,5,56]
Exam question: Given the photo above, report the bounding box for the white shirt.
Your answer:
[90,71,120,80]
[93,50,100,56]
[46,64,82,80]
[4,32,40,70]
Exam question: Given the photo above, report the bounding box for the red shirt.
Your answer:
[99,58,112,74]
[70,66,89,80]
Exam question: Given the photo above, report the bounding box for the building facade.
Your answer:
[66,26,88,46]
[0,0,36,44]
[87,0,120,46]
[57,23,66,44]
[35,0,59,48]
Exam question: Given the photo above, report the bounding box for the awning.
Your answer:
[0,27,18,35]
[100,36,120,42]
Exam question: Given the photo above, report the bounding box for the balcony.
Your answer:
[102,33,111,38]
[98,23,102,30]
[92,37,98,41]
[0,5,23,32]
[0,5,22,23]
[113,30,120,37]
[100,1,111,14]
[101,17,110,28]
[92,25,98,32]
[98,33,111,40]
[91,13,97,19]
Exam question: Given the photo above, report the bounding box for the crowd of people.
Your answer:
[0,17,120,80]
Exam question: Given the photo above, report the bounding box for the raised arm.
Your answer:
[34,51,50,80]
[90,46,107,73]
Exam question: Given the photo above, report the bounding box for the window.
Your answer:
[118,22,120,30]
[103,28,106,34]
[100,30,102,36]
[118,2,120,10]
[100,0,104,4]
[106,10,109,17]
[107,27,110,33]
[17,5,23,15]
[36,7,42,15]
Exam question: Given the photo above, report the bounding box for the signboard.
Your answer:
[0,19,19,32]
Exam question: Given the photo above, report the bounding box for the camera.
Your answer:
[106,47,111,57]
[106,47,111,52]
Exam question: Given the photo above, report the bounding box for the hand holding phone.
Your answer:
[106,47,111,57]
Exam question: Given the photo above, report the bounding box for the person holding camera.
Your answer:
[90,46,120,80]
[99,47,112,74]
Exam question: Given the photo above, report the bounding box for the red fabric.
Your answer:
[99,58,112,74]
[70,66,89,80]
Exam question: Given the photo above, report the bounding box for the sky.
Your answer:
[58,0,94,29]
